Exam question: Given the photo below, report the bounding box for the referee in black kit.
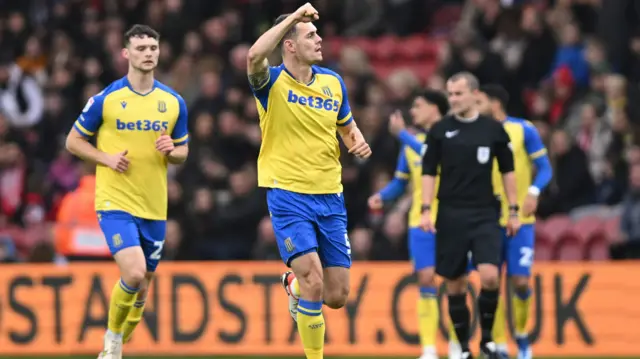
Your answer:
[420,72,520,359]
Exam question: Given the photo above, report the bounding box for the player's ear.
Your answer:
[121,48,130,60]
[283,39,295,53]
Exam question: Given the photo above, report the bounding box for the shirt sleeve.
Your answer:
[398,130,427,156]
[523,121,547,159]
[422,127,442,176]
[250,66,283,112]
[172,95,189,145]
[495,124,515,173]
[73,94,104,137]
[336,75,353,127]
[379,149,409,201]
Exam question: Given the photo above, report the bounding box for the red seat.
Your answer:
[541,215,572,244]
[372,35,399,62]
[408,62,438,85]
[534,237,554,261]
[571,216,604,243]
[372,64,396,81]
[585,235,610,261]
[346,37,375,58]
[324,38,345,58]
[397,35,431,60]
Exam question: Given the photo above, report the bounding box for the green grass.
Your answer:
[0,355,640,359]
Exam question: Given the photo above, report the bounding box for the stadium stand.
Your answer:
[0,0,638,263]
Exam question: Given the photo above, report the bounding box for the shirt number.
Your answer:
[519,247,534,267]
[150,240,164,260]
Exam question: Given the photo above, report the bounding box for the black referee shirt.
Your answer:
[422,114,514,207]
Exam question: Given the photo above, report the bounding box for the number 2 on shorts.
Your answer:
[150,240,164,260]
[519,247,534,267]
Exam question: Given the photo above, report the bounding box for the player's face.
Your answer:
[446,79,476,116]
[476,92,493,116]
[291,23,323,64]
[410,97,433,127]
[123,35,160,73]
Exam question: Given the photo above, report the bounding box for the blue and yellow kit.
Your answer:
[72,76,189,270]
[250,64,353,268]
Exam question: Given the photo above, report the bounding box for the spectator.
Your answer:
[0,52,44,128]
[612,163,640,259]
[538,129,595,217]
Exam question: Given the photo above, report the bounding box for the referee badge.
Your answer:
[158,100,167,113]
[477,146,490,164]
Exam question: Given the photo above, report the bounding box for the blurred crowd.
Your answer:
[1,0,640,263]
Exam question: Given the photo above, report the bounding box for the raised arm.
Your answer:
[247,3,318,86]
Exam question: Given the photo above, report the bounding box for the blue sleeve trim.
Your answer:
[73,123,92,138]
[379,177,409,201]
[531,154,552,191]
[172,95,189,140]
[251,66,283,111]
[398,130,426,155]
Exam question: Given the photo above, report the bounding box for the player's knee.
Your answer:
[121,266,147,288]
[446,276,467,295]
[136,273,155,299]
[296,267,324,300]
[478,265,500,289]
[511,275,530,293]
[324,284,349,309]
[417,268,436,288]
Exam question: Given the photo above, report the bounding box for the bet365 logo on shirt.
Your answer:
[287,90,340,112]
[116,119,169,132]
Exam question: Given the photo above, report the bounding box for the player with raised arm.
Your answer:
[65,25,189,359]
[368,90,449,359]
[246,3,371,359]
[478,85,552,359]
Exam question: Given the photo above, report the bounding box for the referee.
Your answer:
[420,72,520,359]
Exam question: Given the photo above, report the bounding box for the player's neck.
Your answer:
[283,58,313,84]
[127,70,155,95]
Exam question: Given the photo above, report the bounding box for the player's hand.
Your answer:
[506,216,521,237]
[105,150,130,173]
[293,2,319,23]
[420,211,436,233]
[388,110,406,136]
[348,132,372,158]
[523,194,539,216]
[367,193,383,210]
[155,130,174,155]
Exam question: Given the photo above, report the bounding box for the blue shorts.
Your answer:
[502,224,535,276]
[408,227,435,271]
[267,188,351,268]
[98,210,167,272]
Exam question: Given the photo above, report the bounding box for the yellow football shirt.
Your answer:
[73,77,189,220]
[250,64,353,194]
[394,132,440,227]
[492,117,547,226]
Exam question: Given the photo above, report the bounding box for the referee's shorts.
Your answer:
[435,203,502,280]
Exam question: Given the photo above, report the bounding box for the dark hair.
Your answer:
[417,90,450,116]
[448,71,479,91]
[274,14,296,48]
[479,84,509,110]
[124,24,160,47]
